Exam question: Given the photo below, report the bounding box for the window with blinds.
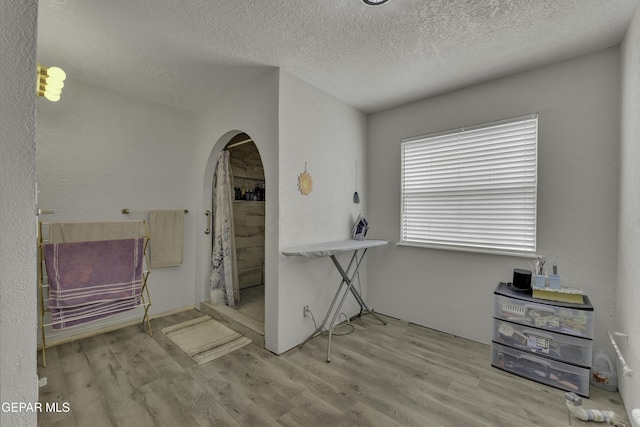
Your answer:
[400,114,538,256]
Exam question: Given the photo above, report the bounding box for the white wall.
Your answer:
[192,69,369,355]
[193,70,281,352]
[34,65,368,358]
[0,0,38,426]
[367,49,620,353]
[617,3,640,420]
[193,70,367,354]
[278,71,368,353]
[36,79,198,341]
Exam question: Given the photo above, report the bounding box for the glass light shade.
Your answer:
[36,63,66,101]
[45,79,64,90]
[44,92,61,102]
[46,66,66,81]
[45,86,62,96]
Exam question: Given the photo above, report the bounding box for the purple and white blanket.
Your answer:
[43,238,145,329]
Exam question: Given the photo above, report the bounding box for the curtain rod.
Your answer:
[122,209,188,214]
[225,138,253,150]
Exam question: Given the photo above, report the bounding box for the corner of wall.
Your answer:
[192,68,281,355]
[616,1,640,422]
[0,1,39,426]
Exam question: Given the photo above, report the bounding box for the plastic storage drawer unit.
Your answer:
[492,319,592,367]
[491,342,590,397]
[493,293,594,339]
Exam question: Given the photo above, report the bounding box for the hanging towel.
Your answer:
[44,238,145,308]
[43,238,145,329]
[149,210,185,268]
[49,221,147,243]
[50,298,141,329]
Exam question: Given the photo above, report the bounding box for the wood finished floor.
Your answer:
[37,309,630,426]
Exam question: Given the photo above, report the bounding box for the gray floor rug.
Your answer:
[161,315,251,365]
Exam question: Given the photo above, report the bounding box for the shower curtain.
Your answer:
[210,150,238,307]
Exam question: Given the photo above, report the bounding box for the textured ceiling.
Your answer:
[37,0,638,113]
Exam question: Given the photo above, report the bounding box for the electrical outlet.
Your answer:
[303,305,309,317]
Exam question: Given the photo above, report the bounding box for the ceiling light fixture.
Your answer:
[36,63,66,102]
[362,0,390,5]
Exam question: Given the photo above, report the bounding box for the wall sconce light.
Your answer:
[36,63,66,102]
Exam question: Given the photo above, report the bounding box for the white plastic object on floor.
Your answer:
[565,392,625,426]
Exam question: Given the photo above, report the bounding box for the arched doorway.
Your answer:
[223,133,265,318]
[200,132,266,347]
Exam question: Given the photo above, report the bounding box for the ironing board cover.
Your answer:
[282,239,387,258]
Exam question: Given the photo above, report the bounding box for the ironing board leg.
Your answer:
[299,248,386,362]
[298,277,347,349]
[348,286,386,325]
[324,255,360,362]
[298,251,360,350]
[330,250,386,326]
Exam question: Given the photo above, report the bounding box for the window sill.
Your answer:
[396,241,539,259]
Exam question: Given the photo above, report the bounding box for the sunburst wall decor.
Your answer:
[298,163,313,195]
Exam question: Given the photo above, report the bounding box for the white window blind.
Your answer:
[400,114,538,256]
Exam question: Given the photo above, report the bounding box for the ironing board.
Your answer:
[282,239,388,362]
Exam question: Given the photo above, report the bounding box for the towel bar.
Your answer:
[607,331,634,379]
[122,208,188,214]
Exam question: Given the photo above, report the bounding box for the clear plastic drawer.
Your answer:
[491,342,590,397]
[492,319,591,367]
[494,294,594,339]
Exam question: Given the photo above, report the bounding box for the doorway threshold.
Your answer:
[200,300,264,348]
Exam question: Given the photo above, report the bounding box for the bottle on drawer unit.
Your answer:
[590,350,618,392]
